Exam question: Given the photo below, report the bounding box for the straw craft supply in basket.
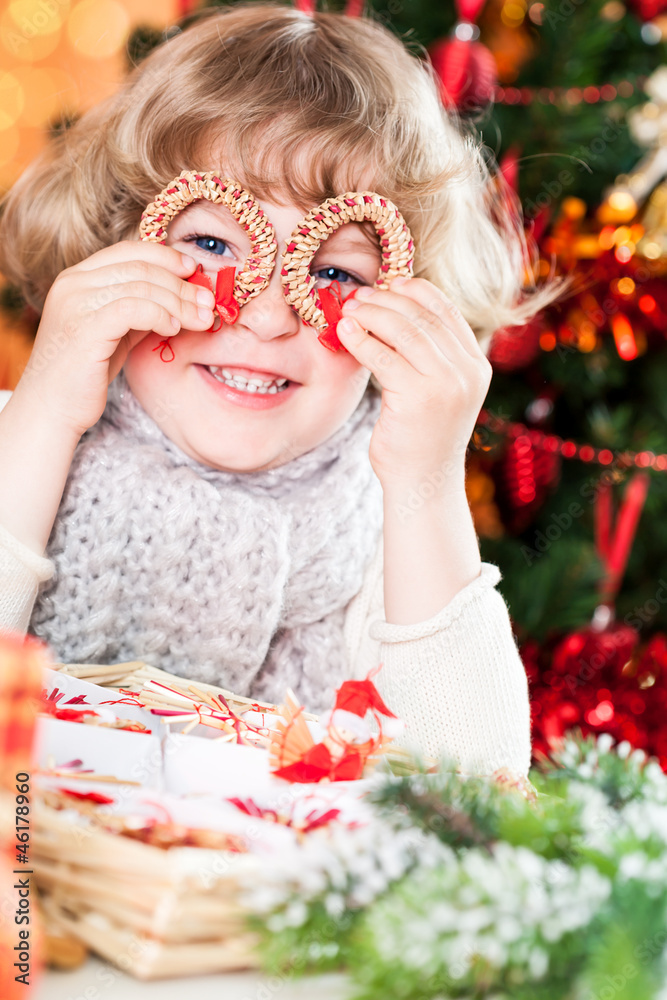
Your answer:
[32,790,261,979]
[139,170,415,357]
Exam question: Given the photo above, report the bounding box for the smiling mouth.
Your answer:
[201,365,294,394]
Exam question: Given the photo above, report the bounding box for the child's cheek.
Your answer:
[323,343,371,400]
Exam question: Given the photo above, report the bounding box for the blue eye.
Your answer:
[183,233,230,256]
[313,266,359,286]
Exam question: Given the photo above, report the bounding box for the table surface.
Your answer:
[33,958,353,1000]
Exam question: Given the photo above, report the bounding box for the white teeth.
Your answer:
[212,366,288,388]
[206,366,290,394]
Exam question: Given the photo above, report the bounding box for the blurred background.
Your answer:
[2,0,667,769]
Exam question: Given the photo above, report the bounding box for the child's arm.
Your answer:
[0,241,214,633]
[337,275,494,624]
[0,385,83,558]
[381,482,481,625]
[338,276,531,775]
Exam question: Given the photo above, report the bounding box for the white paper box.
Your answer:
[43,667,158,733]
[163,732,275,797]
[34,717,163,788]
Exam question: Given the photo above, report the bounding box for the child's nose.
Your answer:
[236,265,301,340]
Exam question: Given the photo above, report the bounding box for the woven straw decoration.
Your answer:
[139,171,277,305]
[281,191,415,333]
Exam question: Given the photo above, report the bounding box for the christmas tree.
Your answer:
[361,0,667,767]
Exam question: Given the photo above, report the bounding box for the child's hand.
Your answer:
[18,240,216,438]
[338,277,493,494]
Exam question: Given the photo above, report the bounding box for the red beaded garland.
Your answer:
[476,408,667,473]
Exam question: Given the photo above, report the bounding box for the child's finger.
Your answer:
[68,257,214,311]
[90,295,211,352]
[83,278,215,332]
[337,317,413,391]
[388,276,485,360]
[341,292,456,375]
[66,239,198,279]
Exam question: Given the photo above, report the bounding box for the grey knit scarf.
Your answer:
[29,370,384,713]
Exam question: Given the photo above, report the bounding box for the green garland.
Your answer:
[248,732,667,999]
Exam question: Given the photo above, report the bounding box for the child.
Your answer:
[0,3,566,777]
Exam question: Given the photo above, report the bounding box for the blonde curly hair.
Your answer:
[0,2,569,355]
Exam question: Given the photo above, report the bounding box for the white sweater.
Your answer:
[0,389,532,777]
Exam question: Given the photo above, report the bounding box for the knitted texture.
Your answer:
[368,562,532,775]
[29,371,384,714]
[342,541,532,776]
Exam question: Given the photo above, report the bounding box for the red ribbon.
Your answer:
[214,266,239,324]
[594,470,651,605]
[187,263,239,329]
[57,787,115,805]
[318,281,358,353]
[153,265,239,363]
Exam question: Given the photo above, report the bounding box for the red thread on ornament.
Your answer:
[152,339,175,363]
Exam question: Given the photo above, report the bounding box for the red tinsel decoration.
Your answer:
[526,470,661,766]
[528,627,667,770]
[498,144,522,195]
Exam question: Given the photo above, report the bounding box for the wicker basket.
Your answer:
[32,793,262,979]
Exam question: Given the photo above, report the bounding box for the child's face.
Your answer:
[123,196,381,472]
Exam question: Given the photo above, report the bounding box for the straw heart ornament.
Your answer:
[139,172,415,360]
[139,171,278,361]
[281,191,415,352]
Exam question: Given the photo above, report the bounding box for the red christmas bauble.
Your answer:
[488,316,543,372]
[626,0,667,19]
[551,622,639,679]
[429,36,497,110]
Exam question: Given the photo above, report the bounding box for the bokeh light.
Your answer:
[0,72,24,129]
[0,0,181,190]
[1,5,62,61]
[67,0,130,59]
[10,67,79,128]
[0,0,182,390]
[0,125,21,169]
[8,0,68,34]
